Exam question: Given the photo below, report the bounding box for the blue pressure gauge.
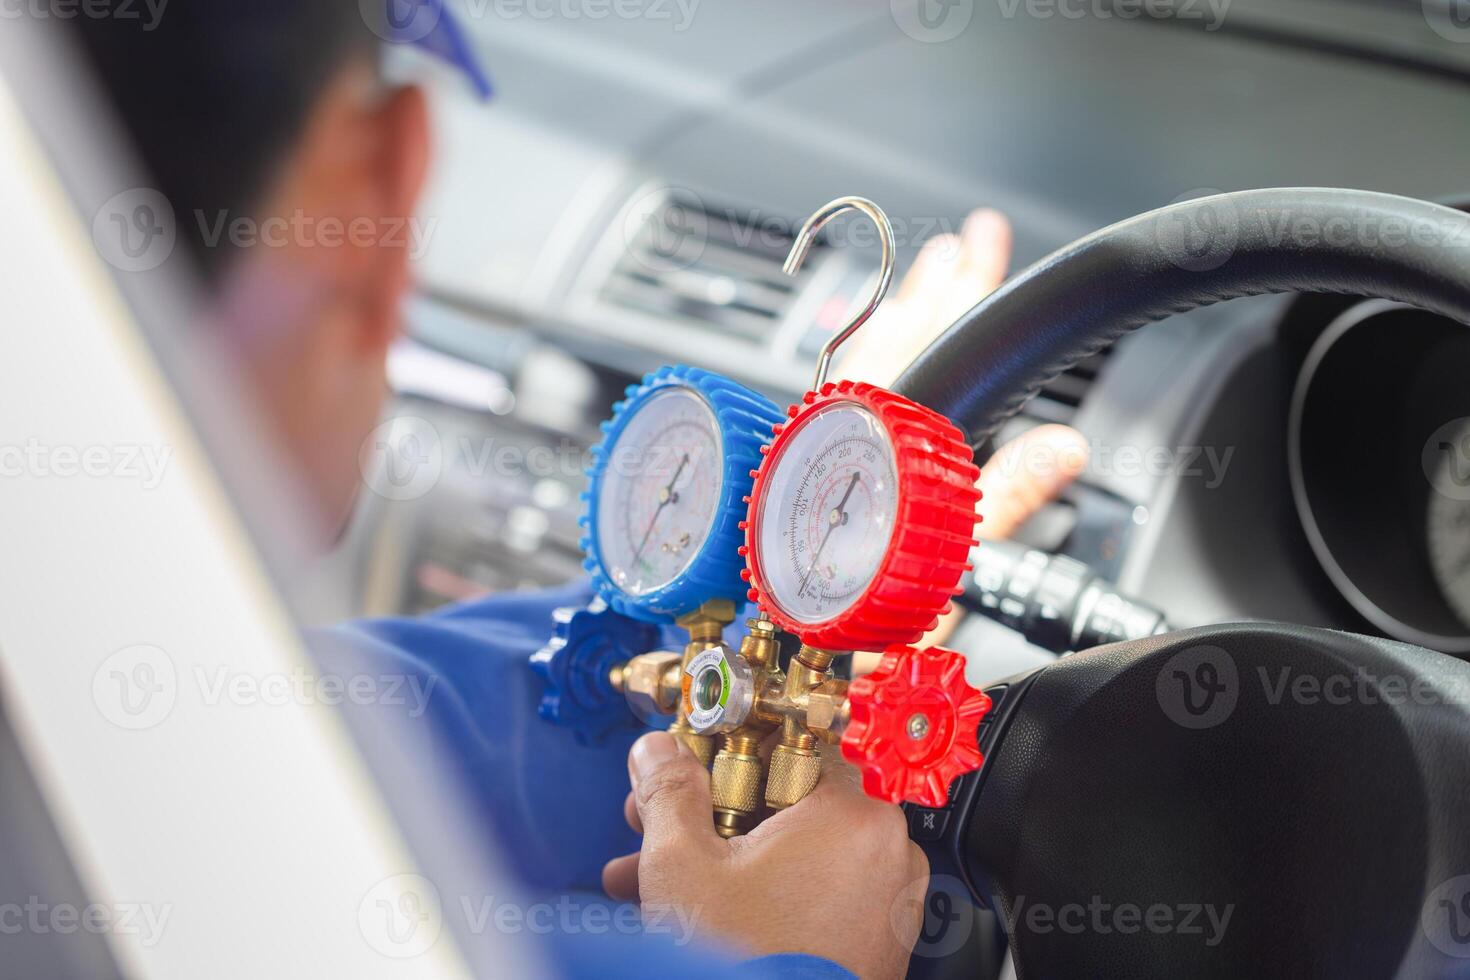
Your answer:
[582,365,782,623]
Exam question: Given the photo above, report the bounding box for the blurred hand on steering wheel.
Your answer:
[837,208,1090,654]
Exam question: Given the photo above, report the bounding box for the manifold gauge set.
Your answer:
[532,198,992,837]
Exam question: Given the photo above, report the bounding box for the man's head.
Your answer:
[72,5,434,535]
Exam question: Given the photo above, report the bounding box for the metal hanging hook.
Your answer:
[783,196,897,391]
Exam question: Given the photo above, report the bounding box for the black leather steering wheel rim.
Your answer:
[893,187,1470,445]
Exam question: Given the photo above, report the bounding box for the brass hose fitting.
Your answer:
[711,734,763,837]
[763,645,846,810]
[620,650,683,721]
[766,739,822,810]
[703,617,781,836]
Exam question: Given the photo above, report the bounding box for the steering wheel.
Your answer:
[892,189,1470,978]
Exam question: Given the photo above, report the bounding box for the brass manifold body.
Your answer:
[611,604,850,838]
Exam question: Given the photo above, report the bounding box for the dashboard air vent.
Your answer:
[1023,344,1116,425]
[599,190,814,341]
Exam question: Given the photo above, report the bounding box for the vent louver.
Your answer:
[1023,345,1116,425]
[600,191,814,341]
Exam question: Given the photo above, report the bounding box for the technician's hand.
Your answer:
[603,732,924,979]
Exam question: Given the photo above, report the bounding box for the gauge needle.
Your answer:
[632,454,689,563]
[799,472,861,597]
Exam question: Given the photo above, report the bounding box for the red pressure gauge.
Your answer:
[742,380,981,651]
[736,197,992,809]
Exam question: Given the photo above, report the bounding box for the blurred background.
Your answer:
[345,0,1470,658]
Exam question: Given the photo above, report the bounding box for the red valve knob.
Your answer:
[841,645,991,807]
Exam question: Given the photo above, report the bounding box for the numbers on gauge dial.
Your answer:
[756,403,898,624]
[596,387,724,596]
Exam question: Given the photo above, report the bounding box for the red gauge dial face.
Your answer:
[743,381,983,652]
[753,401,898,625]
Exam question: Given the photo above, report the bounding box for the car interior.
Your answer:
[5,1,1470,977]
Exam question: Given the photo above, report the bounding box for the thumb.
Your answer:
[628,732,721,853]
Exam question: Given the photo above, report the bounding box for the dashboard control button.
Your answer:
[908,807,950,841]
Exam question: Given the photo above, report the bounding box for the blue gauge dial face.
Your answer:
[595,387,724,597]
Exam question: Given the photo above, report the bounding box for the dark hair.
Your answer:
[69,5,377,281]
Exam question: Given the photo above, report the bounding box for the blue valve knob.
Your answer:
[530,601,662,745]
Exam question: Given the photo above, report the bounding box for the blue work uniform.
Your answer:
[314,581,854,979]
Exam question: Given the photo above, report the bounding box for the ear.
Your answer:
[219,72,433,539]
[357,83,432,354]
[264,74,432,360]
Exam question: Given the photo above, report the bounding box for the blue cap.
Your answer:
[373,0,494,100]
